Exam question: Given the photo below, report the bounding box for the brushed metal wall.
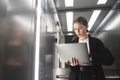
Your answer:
[93,1,120,79]
[0,0,35,80]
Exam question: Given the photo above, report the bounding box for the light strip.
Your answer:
[34,0,41,80]
[88,0,107,31]
[104,14,119,30]
[64,0,74,31]
[66,12,73,31]
[98,10,115,29]
[65,0,73,7]
[97,0,108,4]
[88,10,101,30]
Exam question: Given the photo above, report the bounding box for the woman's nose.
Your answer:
[77,29,80,33]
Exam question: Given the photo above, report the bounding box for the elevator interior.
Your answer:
[53,0,120,80]
[0,0,120,80]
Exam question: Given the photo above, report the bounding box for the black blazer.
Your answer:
[68,35,114,80]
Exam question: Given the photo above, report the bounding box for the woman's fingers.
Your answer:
[69,57,88,66]
[74,58,77,65]
[77,59,79,65]
[71,57,79,66]
[71,58,73,66]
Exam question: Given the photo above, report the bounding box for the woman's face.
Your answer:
[73,22,87,38]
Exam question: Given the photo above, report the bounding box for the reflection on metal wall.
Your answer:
[39,0,58,80]
[0,0,35,80]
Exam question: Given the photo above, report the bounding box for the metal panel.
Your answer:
[0,0,35,80]
[53,68,70,80]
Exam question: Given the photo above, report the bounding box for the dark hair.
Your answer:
[73,16,88,28]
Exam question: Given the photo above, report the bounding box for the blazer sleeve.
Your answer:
[92,38,114,65]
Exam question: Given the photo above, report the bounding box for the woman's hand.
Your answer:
[67,57,79,66]
[66,57,89,66]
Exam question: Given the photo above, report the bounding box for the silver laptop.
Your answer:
[56,43,92,66]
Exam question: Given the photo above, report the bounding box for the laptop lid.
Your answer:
[56,43,92,66]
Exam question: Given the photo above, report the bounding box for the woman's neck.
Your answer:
[79,35,88,41]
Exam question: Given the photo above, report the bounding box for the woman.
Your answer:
[67,16,114,80]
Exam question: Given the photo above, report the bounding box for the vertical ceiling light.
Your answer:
[97,0,108,4]
[65,0,73,7]
[88,10,101,30]
[66,12,73,31]
[65,0,74,31]
[88,0,108,31]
